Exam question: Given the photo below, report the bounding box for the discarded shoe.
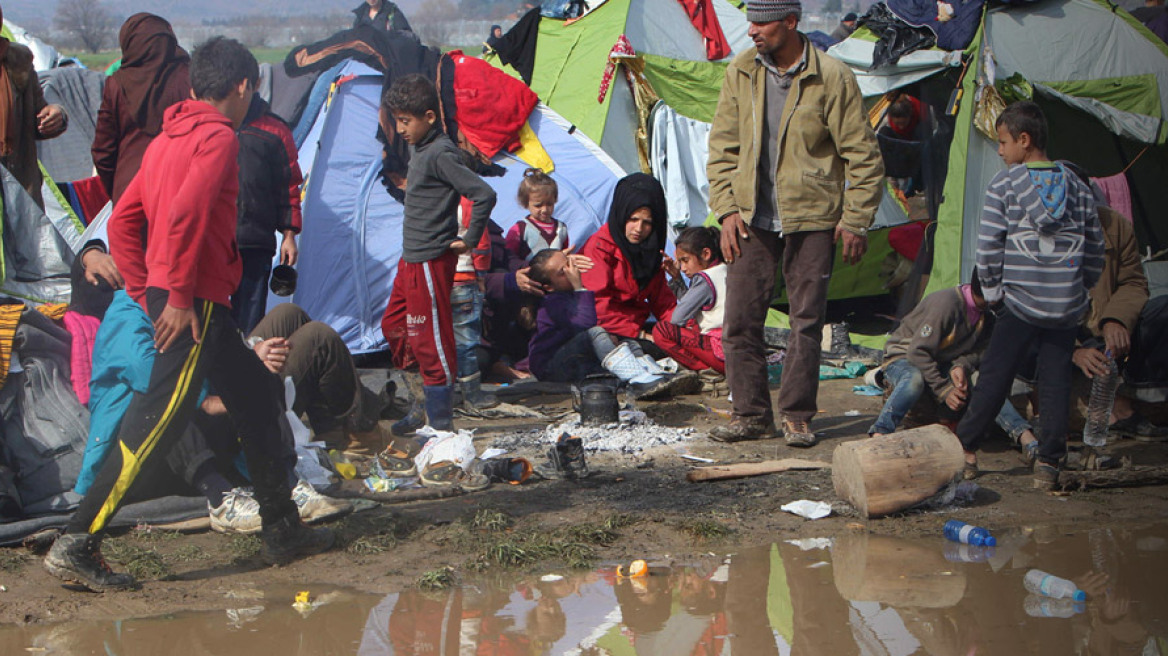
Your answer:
[291,480,353,524]
[782,418,818,448]
[261,515,335,565]
[537,434,589,480]
[209,488,262,534]
[376,446,418,478]
[481,457,533,485]
[420,460,491,491]
[708,417,778,442]
[44,532,138,592]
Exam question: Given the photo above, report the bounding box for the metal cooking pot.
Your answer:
[573,381,619,425]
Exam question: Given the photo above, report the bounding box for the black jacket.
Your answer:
[352,1,412,32]
[236,96,303,254]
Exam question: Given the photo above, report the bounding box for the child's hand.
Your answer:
[448,239,470,255]
[567,253,594,272]
[662,254,680,279]
[565,256,585,291]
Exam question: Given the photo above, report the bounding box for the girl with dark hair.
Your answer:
[654,226,727,374]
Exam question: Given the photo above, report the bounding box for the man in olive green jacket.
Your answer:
[707,0,883,444]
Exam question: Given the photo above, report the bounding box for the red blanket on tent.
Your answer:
[449,51,538,158]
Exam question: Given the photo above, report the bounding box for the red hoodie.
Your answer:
[108,100,242,310]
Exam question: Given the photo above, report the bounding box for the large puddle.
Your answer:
[4,523,1168,654]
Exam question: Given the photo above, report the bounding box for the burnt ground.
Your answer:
[2,378,1167,626]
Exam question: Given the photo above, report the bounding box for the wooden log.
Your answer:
[686,458,830,482]
[1058,466,1168,490]
[833,532,966,608]
[832,424,964,518]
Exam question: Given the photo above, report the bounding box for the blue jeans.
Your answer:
[451,282,484,379]
[231,249,272,336]
[869,358,1034,437]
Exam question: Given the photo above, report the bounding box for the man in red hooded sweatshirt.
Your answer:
[45,37,332,593]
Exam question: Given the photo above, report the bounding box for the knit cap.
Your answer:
[745,0,803,22]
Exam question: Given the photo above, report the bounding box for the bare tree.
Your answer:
[54,0,117,54]
[413,0,458,47]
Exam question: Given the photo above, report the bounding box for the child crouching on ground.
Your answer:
[379,75,497,432]
[654,227,727,375]
[867,276,1038,460]
[525,249,695,398]
[954,101,1104,489]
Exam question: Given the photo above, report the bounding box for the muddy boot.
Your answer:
[391,372,427,436]
[536,434,588,480]
[261,515,335,565]
[44,532,138,591]
[423,384,455,432]
[458,372,499,410]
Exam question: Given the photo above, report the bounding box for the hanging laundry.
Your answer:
[675,0,732,60]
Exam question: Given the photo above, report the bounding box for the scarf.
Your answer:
[607,173,668,290]
[111,13,190,137]
[0,7,15,158]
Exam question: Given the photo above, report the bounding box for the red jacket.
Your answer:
[108,100,242,310]
[580,224,676,338]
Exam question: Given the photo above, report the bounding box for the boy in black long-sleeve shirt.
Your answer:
[378,75,496,432]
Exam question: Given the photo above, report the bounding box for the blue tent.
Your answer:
[278,61,625,353]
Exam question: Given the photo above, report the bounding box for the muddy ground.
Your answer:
[2,379,1167,626]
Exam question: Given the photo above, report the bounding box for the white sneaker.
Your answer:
[209,488,262,534]
[291,480,352,524]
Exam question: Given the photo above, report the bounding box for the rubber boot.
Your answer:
[423,384,456,432]
[391,371,426,436]
[601,342,661,385]
[458,372,499,410]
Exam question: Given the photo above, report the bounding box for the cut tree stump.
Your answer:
[686,458,830,482]
[833,532,967,608]
[832,424,964,518]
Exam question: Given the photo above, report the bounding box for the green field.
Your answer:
[66,47,290,73]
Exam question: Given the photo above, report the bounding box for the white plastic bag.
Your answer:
[283,376,312,447]
[294,443,334,488]
[414,427,478,473]
[780,500,832,520]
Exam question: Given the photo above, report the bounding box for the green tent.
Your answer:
[833,0,1168,295]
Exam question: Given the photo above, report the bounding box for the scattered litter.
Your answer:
[293,591,312,613]
[703,404,732,419]
[680,454,716,463]
[809,561,830,569]
[364,475,419,493]
[456,402,560,420]
[820,362,867,380]
[479,448,508,460]
[0,585,7,592]
[226,606,265,628]
[922,480,981,509]
[541,574,565,582]
[491,412,697,454]
[853,385,884,396]
[767,350,786,365]
[780,500,833,520]
[415,427,478,473]
[844,410,862,417]
[328,450,357,480]
[786,537,833,551]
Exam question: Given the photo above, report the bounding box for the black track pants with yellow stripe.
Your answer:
[69,287,298,535]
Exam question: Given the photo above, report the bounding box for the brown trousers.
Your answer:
[724,228,834,424]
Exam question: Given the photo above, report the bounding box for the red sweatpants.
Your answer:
[653,320,725,374]
[381,253,458,386]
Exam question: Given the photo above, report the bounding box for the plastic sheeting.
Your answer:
[0,164,81,304]
[282,62,623,353]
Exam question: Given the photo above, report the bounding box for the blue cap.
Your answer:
[985,536,997,547]
[1072,590,1086,602]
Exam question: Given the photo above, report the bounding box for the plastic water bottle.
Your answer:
[944,543,996,563]
[1083,354,1120,448]
[943,520,997,547]
[1024,569,1087,601]
[1024,595,1085,618]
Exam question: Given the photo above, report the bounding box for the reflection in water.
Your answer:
[4,525,1168,655]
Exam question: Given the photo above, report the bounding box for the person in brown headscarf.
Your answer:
[91,13,190,206]
[0,5,68,209]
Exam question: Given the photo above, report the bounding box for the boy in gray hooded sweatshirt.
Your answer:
[955,101,1104,489]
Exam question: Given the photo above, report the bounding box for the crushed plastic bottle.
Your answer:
[1083,354,1120,448]
[1024,569,1086,601]
[1024,594,1085,618]
[943,520,997,547]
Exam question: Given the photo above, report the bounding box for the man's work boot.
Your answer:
[261,515,335,565]
[44,532,138,591]
[708,417,778,443]
[458,372,499,410]
[391,371,427,436]
[782,418,818,448]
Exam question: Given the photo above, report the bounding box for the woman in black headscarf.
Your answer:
[91,13,190,205]
[580,173,676,357]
